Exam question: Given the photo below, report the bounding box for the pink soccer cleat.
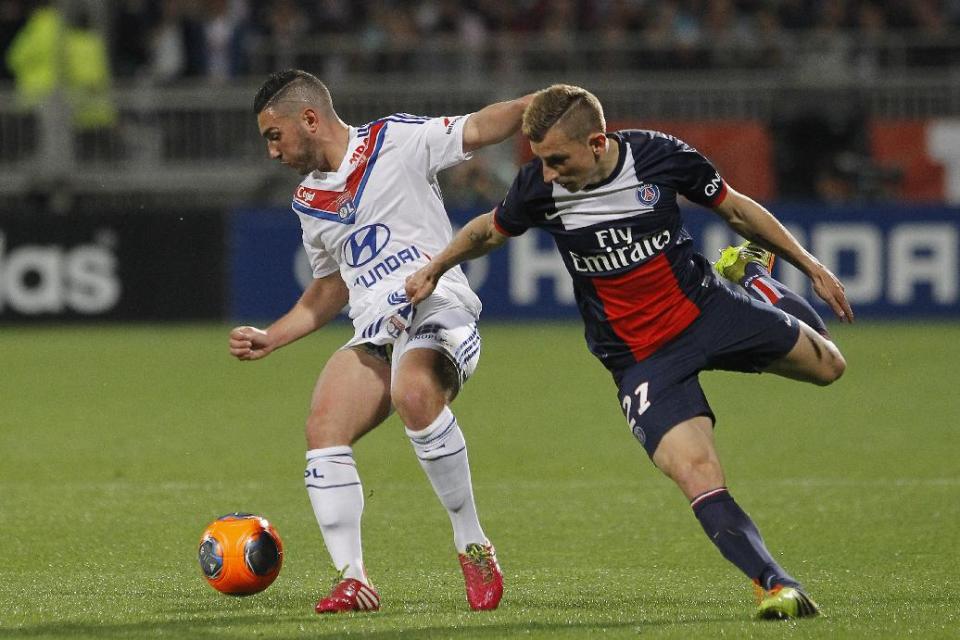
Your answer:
[458,542,503,611]
[315,578,380,613]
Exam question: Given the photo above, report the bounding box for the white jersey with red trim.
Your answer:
[292,113,480,345]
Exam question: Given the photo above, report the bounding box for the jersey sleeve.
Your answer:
[630,131,728,207]
[673,144,727,207]
[492,168,535,237]
[302,234,339,279]
[394,113,474,178]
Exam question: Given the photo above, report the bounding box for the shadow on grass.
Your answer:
[0,612,739,639]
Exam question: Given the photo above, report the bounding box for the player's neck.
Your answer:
[594,135,620,183]
[318,121,351,172]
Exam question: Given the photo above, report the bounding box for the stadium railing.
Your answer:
[1,75,958,205]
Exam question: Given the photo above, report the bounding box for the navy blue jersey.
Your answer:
[494,130,728,371]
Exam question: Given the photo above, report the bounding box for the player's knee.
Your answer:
[661,451,723,495]
[814,342,846,386]
[827,348,846,383]
[392,376,444,429]
[304,411,342,448]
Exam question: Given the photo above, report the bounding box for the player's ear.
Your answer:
[587,132,606,155]
[301,108,320,132]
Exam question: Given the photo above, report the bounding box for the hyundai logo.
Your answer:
[344,224,391,267]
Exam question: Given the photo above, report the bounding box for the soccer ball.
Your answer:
[198,513,284,595]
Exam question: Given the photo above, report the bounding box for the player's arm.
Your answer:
[405,210,508,304]
[229,271,349,361]
[461,94,534,153]
[712,186,854,322]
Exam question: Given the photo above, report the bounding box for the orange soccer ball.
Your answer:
[198,513,283,595]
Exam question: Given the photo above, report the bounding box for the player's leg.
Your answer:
[715,241,830,337]
[651,417,802,592]
[705,270,846,387]
[391,322,502,611]
[762,320,846,385]
[305,345,392,613]
[619,355,817,619]
[393,346,486,550]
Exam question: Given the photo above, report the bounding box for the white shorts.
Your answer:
[393,315,481,389]
[343,296,481,390]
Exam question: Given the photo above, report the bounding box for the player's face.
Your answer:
[530,127,605,192]
[257,107,319,175]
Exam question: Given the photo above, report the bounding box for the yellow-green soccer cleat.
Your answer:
[755,584,821,620]
[713,241,776,283]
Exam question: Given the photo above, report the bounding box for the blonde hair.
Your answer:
[522,84,606,143]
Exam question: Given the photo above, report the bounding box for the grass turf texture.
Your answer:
[1,321,958,639]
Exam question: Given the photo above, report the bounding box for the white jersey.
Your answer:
[292,112,481,344]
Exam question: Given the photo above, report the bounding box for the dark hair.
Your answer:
[253,69,334,116]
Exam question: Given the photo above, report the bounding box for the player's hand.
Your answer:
[810,264,855,323]
[405,265,441,305]
[229,326,274,361]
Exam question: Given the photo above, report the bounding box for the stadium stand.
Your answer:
[2,0,960,209]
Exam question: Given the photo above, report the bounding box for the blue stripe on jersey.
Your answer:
[393,112,431,122]
[359,115,430,134]
[292,200,354,223]
[293,122,389,223]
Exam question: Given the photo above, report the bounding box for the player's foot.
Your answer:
[458,542,503,611]
[315,578,380,613]
[754,583,821,620]
[714,241,776,283]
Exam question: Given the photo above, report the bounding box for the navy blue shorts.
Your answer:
[613,282,800,457]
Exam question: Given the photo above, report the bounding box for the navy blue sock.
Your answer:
[691,488,800,590]
[740,263,829,338]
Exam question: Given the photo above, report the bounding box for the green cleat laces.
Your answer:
[713,241,776,283]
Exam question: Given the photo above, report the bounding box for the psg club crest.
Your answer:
[636,184,660,206]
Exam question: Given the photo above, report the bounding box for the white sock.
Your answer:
[304,446,367,583]
[405,406,486,553]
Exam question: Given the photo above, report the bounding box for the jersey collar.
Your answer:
[583,133,626,192]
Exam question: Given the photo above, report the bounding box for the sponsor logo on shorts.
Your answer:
[386,315,407,338]
[386,290,408,305]
[413,323,443,341]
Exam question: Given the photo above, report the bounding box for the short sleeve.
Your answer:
[492,170,534,237]
[395,113,474,178]
[677,149,727,207]
[302,235,339,278]
[664,137,727,207]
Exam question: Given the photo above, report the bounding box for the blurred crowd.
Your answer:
[2,0,956,206]
[3,0,960,84]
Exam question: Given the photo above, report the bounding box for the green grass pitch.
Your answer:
[1,321,958,639]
